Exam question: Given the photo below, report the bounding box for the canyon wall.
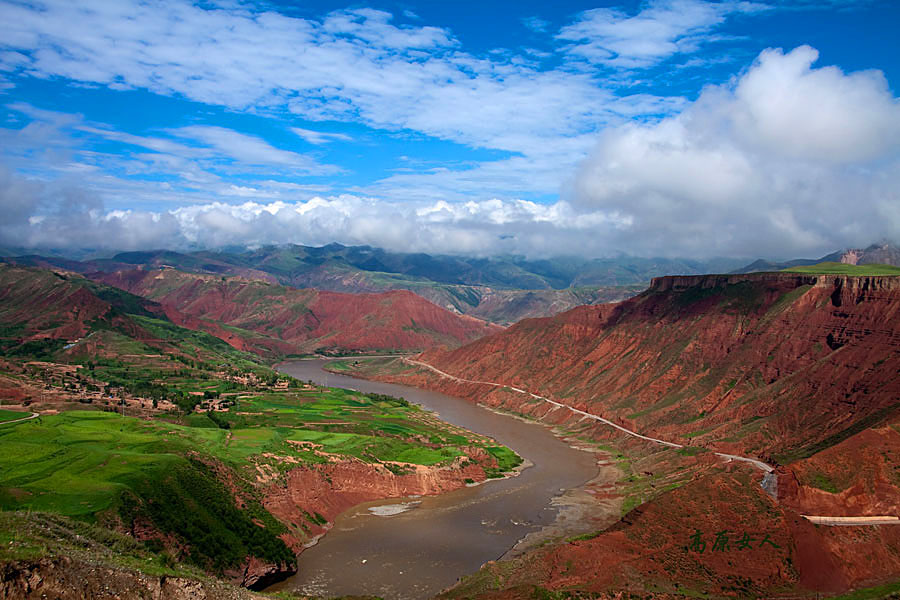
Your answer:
[417,273,900,463]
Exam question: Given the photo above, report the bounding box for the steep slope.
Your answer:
[0,264,165,350]
[418,272,900,463]
[92,268,502,357]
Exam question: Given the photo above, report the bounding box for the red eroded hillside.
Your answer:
[92,268,503,357]
[418,273,900,463]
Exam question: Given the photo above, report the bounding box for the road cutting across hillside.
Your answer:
[402,357,774,473]
[0,412,39,426]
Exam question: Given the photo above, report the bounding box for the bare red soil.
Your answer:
[0,265,165,345]
[419,273,900,463]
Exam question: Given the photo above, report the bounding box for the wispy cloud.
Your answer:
[557,0,768,69]
[291,127,353,145]
[1,103,340,205]
[171,126,339,174]
[0,0,668,158]
[522,16,550,33]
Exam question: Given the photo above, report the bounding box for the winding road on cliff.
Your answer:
[401,358,900,526]
[401,358,776,472]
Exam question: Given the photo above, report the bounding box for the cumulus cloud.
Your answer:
[571,45,900,257]
[0,164,628,256]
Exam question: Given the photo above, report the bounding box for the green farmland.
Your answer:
[0,384,520,576]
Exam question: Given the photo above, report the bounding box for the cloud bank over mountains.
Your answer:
[573,45,900,257]
[0,0,897,258]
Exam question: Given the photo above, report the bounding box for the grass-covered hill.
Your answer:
[783,261,900,276]
[0,263,281,413]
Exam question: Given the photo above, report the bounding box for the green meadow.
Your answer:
[783,261,900,276]
[0,409,29,423]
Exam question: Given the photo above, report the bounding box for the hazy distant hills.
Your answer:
[111,244,747,289]
[5,242,897,324]
[1,244,746,324]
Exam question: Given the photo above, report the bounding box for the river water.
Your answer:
[268,359,599,600]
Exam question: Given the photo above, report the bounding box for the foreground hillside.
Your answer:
[342,270,900,598]
[92,267,502,357]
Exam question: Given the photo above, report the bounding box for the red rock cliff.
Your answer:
[418,273,900,462]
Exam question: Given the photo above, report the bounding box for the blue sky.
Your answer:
[0,0,898,258]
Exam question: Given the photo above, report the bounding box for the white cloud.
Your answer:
[0,162,634,256]
[557,0,767,68]
[725,46,900,162]
[571,45,900,257]
[0,0,673,158]
[291,127,353,145]
[171,125,339,174]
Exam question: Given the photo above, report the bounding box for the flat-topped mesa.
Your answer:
[649,271,900,291]
[648,272,819,292]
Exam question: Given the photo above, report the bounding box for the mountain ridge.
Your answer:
[90,267,503,357]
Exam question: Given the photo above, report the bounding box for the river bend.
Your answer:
[268,359,599,600]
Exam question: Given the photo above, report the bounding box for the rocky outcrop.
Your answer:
[0,556,264,600]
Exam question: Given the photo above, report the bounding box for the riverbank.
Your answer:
[272,359,601,600]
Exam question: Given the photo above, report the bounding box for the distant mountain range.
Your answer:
[1,244,746,324]
[4,242,897,324]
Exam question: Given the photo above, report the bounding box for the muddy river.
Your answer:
[268,359,599,600]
